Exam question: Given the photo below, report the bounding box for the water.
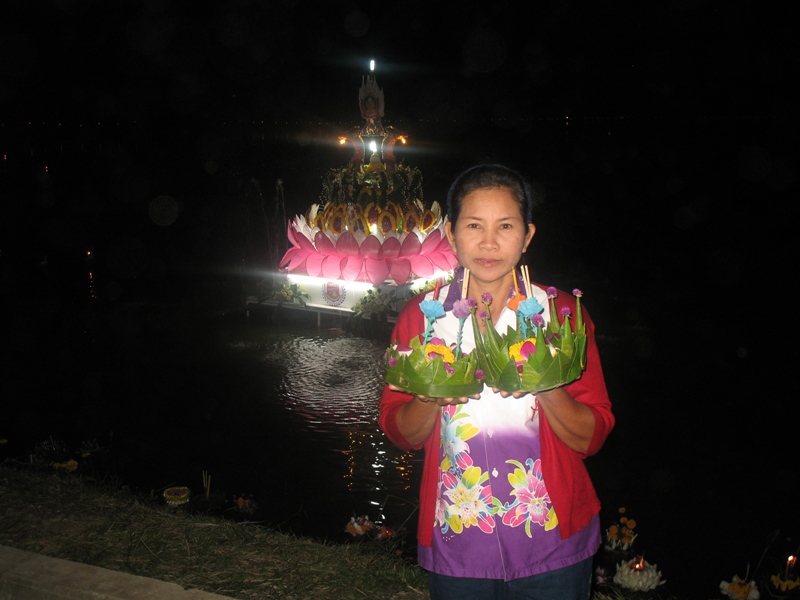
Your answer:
[3,292,423,545]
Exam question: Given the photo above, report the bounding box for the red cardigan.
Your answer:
[379,283,615,547]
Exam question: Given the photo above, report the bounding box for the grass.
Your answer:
[0,462,430,600]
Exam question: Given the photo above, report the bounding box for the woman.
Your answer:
[379,164,614,599]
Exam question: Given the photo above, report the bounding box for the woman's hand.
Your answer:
[388,384,480,405]
[492,387,531,399]
[388,384,481,445]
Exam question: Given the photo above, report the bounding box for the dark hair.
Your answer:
[445,164,534,226]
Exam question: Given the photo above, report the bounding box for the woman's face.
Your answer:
[445,186,535,287]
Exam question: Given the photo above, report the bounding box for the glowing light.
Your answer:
[287,273,377,292]
[338,136,348,145]
[370,59,375,71]
[398,136,407,144]
[369,140,377,153]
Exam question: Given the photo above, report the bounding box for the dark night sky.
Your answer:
[1,1,795,123]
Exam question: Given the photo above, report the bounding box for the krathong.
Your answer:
[604,506,638,552]
[721,575,761,599]
[613,556,666,592]
[279,196,458,286]
[471,266,588,393]
[384,284,483,398]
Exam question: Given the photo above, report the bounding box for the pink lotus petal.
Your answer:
[336,231,360,256]
[381,236,401,259]
[360,235,382,259]
[364,258,390,286]
[287,222,298,246]
[435,234,454,254]
[287,251,309,273]
[408,255,434,278]
[341,255,364,281]
[314,231,337,255]
[399,232,422,257]
[420,229,442,253]
[305,252,325,277]
[297,232,317,253]
[279,247,299,268]
[321,254,344,280]
[388,259,412,285]
[430,251,458,272]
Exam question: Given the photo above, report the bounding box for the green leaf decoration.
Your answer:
[384,336,484,398]
[476,292,588,394]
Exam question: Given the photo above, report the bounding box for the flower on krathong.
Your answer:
[720,575,760,599]
[420,299,445,347]
[475,369,484,381]
[509,339,536,364]
[572,288,583,297]
[452,298,471,320]
[531,314,545,328]
[425,341,456,364]
[481,292,493,305]
[546,286,557,298]
[420,300,446,319]
[479,309,489,320]
[604,507,638,552]
[453,298,472,359]
[560,307,571,318]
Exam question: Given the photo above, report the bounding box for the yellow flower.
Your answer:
[425,343,455,363]
[625,519,637,529]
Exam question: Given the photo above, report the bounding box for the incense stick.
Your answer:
[522,265,532,297]
[461,268,470,299]
[512,268,519,295]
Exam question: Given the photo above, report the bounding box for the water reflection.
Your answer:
[224,321,421,539]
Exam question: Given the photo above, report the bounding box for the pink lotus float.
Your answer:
[279,214,458,286]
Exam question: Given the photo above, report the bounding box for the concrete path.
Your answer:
[0,545,236,599]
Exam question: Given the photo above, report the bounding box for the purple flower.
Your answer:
[479,309,489,320]
[475,369,484,381]
[452,298,471,320]
[388,357,398,367]
[561,307,571,317]
[547,286,558,299]
[531,314,545,327]
[466,297,478,308]
[444,365,455,375]
[573,288,583,297]
[481,292,493,305]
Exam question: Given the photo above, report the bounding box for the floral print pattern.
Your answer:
[436,405,557,538]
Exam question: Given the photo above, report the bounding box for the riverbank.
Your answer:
[0,463,430,600]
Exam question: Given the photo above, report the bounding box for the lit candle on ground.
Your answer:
[786,555,796,580]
